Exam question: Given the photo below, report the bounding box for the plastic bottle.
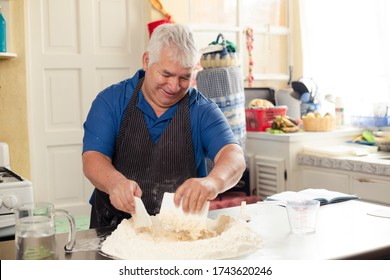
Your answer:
[0,4,6,52]
[335,96,344,127]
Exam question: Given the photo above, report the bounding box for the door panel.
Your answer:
[26,0,147,216]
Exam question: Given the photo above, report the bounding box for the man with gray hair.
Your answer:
[82,23,246,228]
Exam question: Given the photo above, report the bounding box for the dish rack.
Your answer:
[350,116,389,127]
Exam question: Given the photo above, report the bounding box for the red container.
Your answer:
[147,17,171,37]
[245,106,287,132]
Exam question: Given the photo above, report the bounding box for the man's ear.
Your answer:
[142,52,149,70]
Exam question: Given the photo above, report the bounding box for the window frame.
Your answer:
[188,0,292,85]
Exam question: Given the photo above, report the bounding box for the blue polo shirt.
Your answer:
[82,70,238,177]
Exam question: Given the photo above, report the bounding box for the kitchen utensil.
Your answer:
[291,78,319,103]
[275,88,301,120]
[286,199,320,234]
[239,201,251,222]
[290,90,301,100]
[132,197,152,229]
[160,192,209,221]
[291,81,310,95]
[150,0,171,18]
[300,92,311,103]
[290,81,309,101]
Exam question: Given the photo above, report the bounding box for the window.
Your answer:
[300,0,390,123]
[188,0,291,88]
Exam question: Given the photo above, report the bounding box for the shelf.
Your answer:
[0,52,17,59]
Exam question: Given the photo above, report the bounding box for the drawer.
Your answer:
[351,176,390,205]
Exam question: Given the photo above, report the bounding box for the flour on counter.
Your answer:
[100,213,262,260]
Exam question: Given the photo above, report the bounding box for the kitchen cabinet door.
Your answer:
[301,167,350,194]
[351,176,390,205]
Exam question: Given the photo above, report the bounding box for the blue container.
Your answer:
[300,102,318,117]
[0,7,6,52]
[350,116,389,127]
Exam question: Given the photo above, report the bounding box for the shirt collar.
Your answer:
[134,69,197,121]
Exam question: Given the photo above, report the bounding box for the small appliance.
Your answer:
[275,87,301,120]
[0,142,34,240]
[275,78,319,120]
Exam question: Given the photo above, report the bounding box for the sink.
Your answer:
[375,156,390,160]
[361,153,390,161]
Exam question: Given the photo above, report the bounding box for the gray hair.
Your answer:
[147,23,199,68]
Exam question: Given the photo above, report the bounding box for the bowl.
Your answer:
[302,116,335,132]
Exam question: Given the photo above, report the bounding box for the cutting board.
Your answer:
[303,144,377,157]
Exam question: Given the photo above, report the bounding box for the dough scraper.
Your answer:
[132,197,152,229]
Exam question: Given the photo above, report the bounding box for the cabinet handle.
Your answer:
[357,178,372,183]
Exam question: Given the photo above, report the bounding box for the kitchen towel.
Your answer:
[196,66,246,172]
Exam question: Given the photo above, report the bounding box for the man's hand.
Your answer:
[108,178,142,215]
[174,144,246,214]
[174,177,220,213]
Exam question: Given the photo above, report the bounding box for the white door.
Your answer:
[25,0,147,216]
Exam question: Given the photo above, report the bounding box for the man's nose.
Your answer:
[167,77,181,92]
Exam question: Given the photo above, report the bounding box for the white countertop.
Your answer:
[247,127,361,142]
[209,200,390,259]
[298,152,390,176]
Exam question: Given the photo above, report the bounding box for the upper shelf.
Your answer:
[0,52,17,59]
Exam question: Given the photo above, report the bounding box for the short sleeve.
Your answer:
[198,98,239,161]
[82,78,133,158]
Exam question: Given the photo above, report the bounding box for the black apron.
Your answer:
[90,77,197,228]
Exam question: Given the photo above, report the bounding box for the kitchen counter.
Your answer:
[210,200,390,260]
[247,127,361,143]
[246,127,364,193]
[1,200,390,260]
[0,226,114,260]
[298,152,390,176]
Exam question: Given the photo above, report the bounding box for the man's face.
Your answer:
[142,46,193,116]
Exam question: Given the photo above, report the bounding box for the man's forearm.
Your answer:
[208,144,246,193]
[82,151,126,194]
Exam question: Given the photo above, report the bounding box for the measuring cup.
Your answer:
[286,199,320,234]
[14,202,76,259]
